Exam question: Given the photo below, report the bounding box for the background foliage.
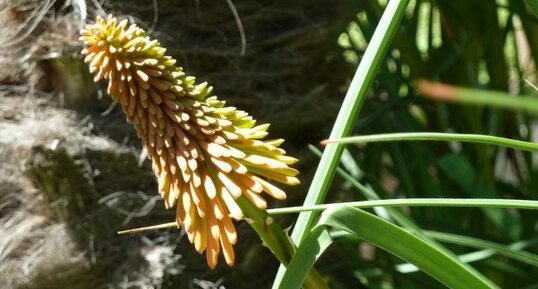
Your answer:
[0,0,537,288]
[329,1,538,288]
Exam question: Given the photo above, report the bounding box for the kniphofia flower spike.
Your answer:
[80,15,299,269]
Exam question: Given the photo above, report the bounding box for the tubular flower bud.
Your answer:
[80,15,299,268]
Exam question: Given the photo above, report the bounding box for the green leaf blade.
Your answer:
[424,231,538,267]
[274,0,412,286]
[277,227,333,289]
[325,132,538,153]
[319,207,500,289]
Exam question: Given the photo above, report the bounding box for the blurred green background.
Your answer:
[1,0,537,288]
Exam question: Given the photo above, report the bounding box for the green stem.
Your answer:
[236,197,329,289]
[324,132,538,152]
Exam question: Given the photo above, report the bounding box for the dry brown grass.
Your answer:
[0,0,354,288]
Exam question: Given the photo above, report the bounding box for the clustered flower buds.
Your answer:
[80,16,299,268]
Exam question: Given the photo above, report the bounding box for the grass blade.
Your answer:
[335,233,538,273]
[323,132,538,152]
[309,145,418,228]
[274,0,411,286]
[395,237,538,273]
[267,198,538,215]
[277,227,333,289]
[319,207,500,289]
[423,231,538,266]
[288,0,411,244]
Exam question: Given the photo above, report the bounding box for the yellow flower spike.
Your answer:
[80,15,300,268]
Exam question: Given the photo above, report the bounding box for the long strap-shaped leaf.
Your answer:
[288,0,411,245]
[324,132,538,152]
[273,0,411,286]
[278,227,334,289]
[423,231,538,267]
[279,207,500,289]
